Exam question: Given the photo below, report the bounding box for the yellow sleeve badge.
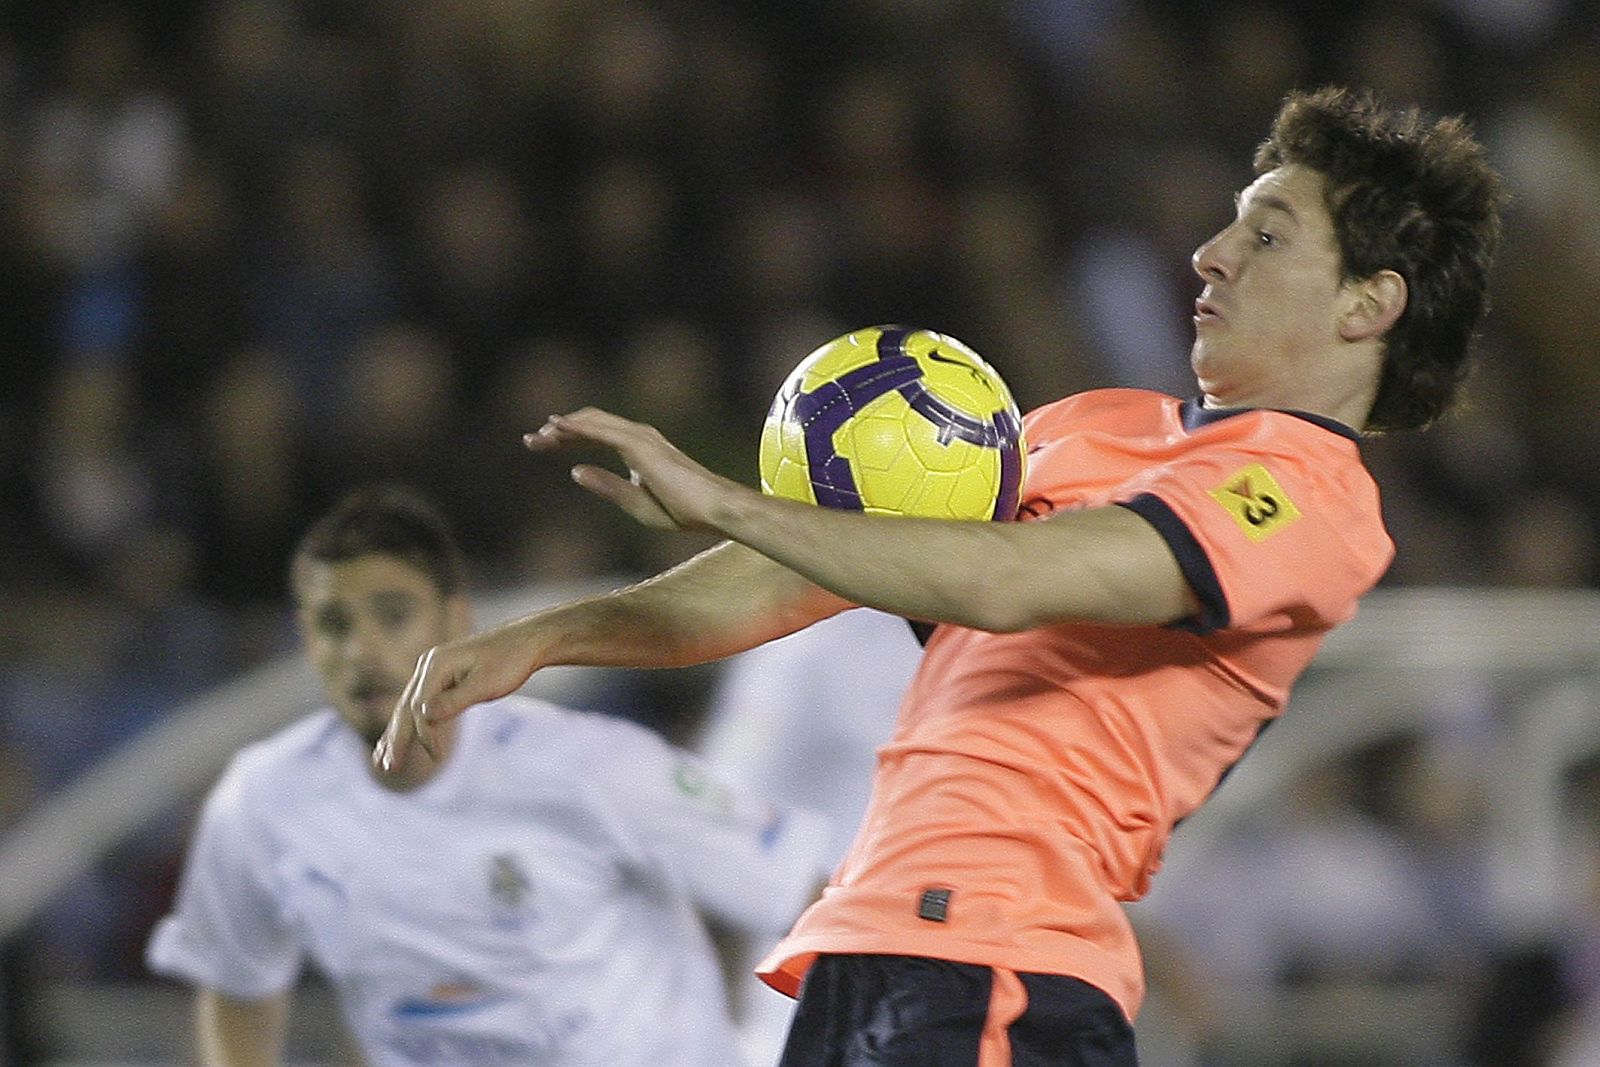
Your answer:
[1209,464,1302,542]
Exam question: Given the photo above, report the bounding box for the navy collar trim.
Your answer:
[1179,397,1361,442]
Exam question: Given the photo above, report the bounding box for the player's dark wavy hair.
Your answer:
[1254,86,1505,432]
[292,484,468,597]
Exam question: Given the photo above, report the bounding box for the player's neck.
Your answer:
[1202,358,1378,431]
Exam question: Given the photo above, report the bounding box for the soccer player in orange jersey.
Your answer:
[376,88,1504,1065]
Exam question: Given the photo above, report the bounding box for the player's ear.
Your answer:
[1339,269,1407,343]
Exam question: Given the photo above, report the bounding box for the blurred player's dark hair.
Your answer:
[292,484,468,597]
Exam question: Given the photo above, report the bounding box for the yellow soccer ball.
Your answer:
[759,326,1027,520]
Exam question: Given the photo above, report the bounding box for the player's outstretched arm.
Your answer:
[375,538,847,773]
[196,988,289,1067]
[529,407,1199,633]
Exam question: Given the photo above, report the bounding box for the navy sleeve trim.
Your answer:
[1118,493,1230,635]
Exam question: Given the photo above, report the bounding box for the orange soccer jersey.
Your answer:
[758,388,1396,1021]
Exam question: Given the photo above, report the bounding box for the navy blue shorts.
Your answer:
[778,953,1138,1066]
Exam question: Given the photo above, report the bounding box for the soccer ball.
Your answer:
[759,326,1027,521]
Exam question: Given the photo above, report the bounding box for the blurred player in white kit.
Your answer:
[147,484,832,1066]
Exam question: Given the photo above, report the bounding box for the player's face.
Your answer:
[1188,163,1353,408]
[294,554,467,746]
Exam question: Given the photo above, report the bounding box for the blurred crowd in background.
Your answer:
[1,0,1600,1063]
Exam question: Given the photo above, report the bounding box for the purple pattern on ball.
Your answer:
[788,327,1023,517]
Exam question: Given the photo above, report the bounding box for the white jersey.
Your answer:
[701,608,923,862]
[147,695,832,1066]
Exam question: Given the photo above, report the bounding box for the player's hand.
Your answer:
[373,625,535,774]
[525,408,748,532]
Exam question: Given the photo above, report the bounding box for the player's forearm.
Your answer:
[196,989,288,1067]
[707,491,1028,630]
[709,491,1196,632]
[509,540,847,671]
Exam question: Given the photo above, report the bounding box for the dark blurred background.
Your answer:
[1,0,1599,1063]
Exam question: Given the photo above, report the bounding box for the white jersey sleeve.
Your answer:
[583,718,833,936]
[145,752,303,999]
[700,608,922,861]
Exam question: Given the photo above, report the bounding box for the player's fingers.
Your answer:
[413,686,468,726]
[569,463,633,500]
[524,408,624,448]
[570,464,678,528]
[549,406,625,429]
[550,408,660,451]
[375,698,411,772]
[376,645,438,772]
[409,646,484,726]
[410,645,450,710]
[524,421,583,451]
[411,701,439,762]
